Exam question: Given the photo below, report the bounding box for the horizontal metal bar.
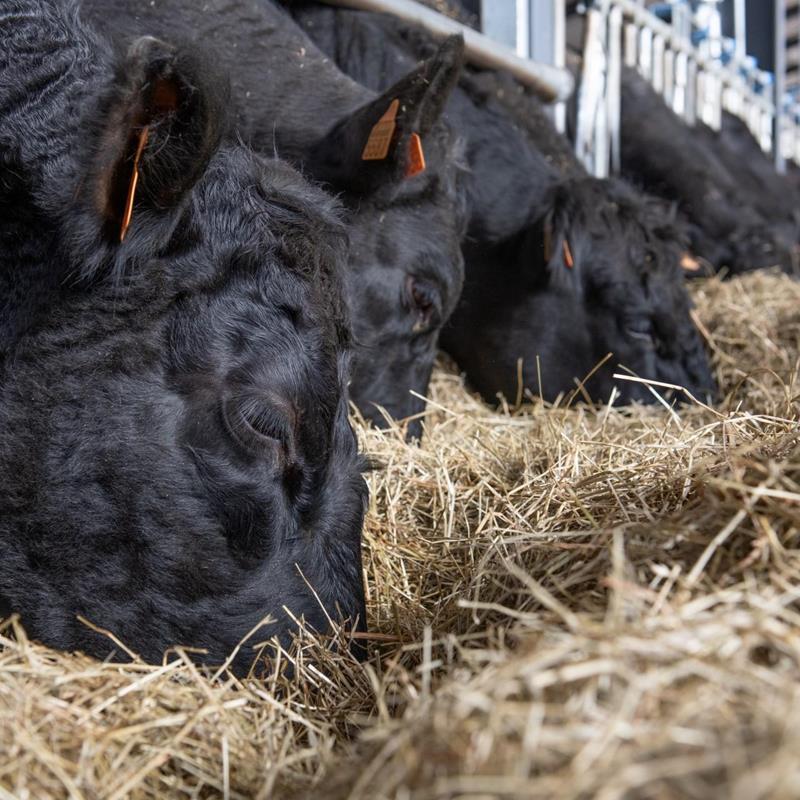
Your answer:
[317,0,575,101]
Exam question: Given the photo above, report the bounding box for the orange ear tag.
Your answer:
[563,239,574,269]
[405,132,426,178]
[361,98,399,161]
[120,126,150,242]
[680,252,701,272]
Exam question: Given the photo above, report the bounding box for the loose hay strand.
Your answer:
[2,271,800,798]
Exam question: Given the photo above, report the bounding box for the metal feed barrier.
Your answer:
[319,0,574,101]
[573,0,798,177]
[322,0,798,176]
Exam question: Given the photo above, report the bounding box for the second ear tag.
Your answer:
[563,239,574,269]
[362,99,399,161]
[120,126,150,243]
[405,132,426,178]
[680,253,701,272]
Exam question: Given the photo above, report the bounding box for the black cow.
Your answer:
[697,111,800,258]
[81,0,468,440]
[290,5,716,406]
[619,66,797,276]
[0,1,367,673]
[443,177,712,404]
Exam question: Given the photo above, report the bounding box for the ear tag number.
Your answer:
[405,132,426,178]
[362,99,399,161]
[563,239,574,269]
[120,126,150,242]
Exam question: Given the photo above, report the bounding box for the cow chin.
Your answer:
[349,353,435,442]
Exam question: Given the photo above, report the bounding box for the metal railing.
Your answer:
[323,0,799,174]
[574,0,797,177]
[320,0,574,100]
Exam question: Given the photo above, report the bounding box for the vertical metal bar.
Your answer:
[652,34,665,93]
[734,0,747,59]
[686,57,698,124]
[707,0,723,59]
[554,0,568,133]
[528,0,567,132]
[697,68,707,123]
[674,51,688,116]
[607,5,623,173]
[516,0,530,58]
[664,47,676,106]
[624,21,638,67]
[775,0,787,172]
[711,72,723,129]
[480,0,520,53]
[575,6,608,175]
[529,0,555,64]
[639,25,653,79]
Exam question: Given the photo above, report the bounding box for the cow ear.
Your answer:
[63,37,227,281]
[307,34,464,194]
[540,203,580,291]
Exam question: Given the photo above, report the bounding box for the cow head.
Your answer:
[442,178,716,406]
[549,180,716,403]
[725,223,798,277]
[307,36,467,439]
[686,194,797,278]
[0,37,367,672]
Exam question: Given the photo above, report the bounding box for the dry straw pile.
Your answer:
[2,271,800,800]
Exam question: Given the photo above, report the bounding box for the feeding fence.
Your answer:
[571,0,799,176]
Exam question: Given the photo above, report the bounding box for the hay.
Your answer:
[2,270,800,799]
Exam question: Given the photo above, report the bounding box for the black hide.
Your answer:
[290,4,716,406]
[0,1,367,674]
[619,67,797,277]
[81,0,469,439]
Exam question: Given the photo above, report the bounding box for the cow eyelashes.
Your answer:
[221,394,286,454]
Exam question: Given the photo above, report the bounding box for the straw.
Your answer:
[2,270,800,799]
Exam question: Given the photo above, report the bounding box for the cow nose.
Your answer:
[404,417,423,443]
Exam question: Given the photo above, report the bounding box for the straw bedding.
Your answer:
[2,270,800,799]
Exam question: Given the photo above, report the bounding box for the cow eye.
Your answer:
[625,318,655,345]
[406,276,441,333]
[222,394,287,454]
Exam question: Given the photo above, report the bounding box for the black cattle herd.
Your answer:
[0,0,796,673]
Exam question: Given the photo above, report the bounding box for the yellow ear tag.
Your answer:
[120,126,150,242]
[361,98,399,161]
[680,252,701,272]
[405,132,426,178]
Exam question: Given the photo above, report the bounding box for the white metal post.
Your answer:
[528,0,567,132]
[775,0,787,172]
[734,0,747,59]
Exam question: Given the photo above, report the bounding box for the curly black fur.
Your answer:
[0,0,366,673]
[81,0,469,439]
[289,4,716,406]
